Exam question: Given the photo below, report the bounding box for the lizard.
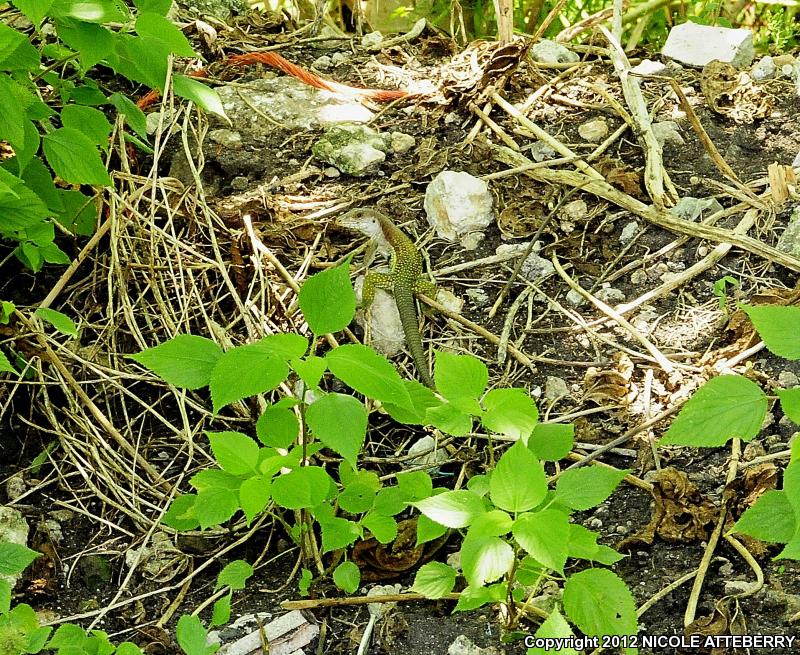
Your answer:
[338,208,437,389]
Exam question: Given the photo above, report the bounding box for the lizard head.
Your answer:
[338,208,390,247]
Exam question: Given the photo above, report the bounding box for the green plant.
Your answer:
[1,0,225,272]
[712,275,738,314]
[130,261,637,650]
[661,303,800,557]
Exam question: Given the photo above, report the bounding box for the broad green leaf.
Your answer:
[290,355,327,389]
[778,388,800,425]
[116,643,144,655]
[467,509,513,538]
[384,379,441,424]
[239,475,271,525]
[566,524,622,564]
[529,422,574,461]
[660,375,767,447]
[215,560,253,591]
[732,489,795,543]
[489,441,547,512]
[434,351,487,400]
[13,0,55,24]
[189,468,241,493]
[373,486,407,516]
[130,334,222,389]
[426,401,473,436]
[453,584,494,612]
[53,0,129,22]
[43,127,112,186]
[528,609,578,655]
[109,92,148,138]
[319,516,360,552]
[56,19,114,70]
[256,404,298,449]
[362,512,397,543]
[254,333,308,359]
[0,351,16,374]
[21,157,62,212]
[136,12,195,56]
[107,33,170,89]
[0,166,49,234]
[554,466,628,510]
[467,474,489,497]
[513,510,570,574]
[411,561,456,599]
[271,467,333,509]
[133,0,171,13]
[481,388,538,443]
[194,487,240,529]
[176,615,219,655]
[173,74,226,119]
[742,304,800,360]
[161,494,200,531]
[776,458,800,559]
[209,344,288,413]
[60,104,112,147]
[333,560,360,594]
[299,262,355,335]
[35,307,78,337]
[210,592,231,628]
[460,535,514,587]
[415,512,447,546]
[413,489,485,528]
[0,542,40,576]
[562,569,637,654]
[56,189,98,235]
[338,462,381,490]
[68,82,107,105]
[396,470,433,502]
[0,75,30,152]
[306,393,366,466]
[338,481,376,514]
[208,431,259,475]
[326,344,413,409]
[0,23,41,70]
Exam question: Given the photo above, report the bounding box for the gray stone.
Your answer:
[793,150,800,168]
[331,52,349,66]
[544,376,569,401]
[777,205,800,257]
[0,507,30,588]
[530,39,579,64]
[353,274,404,356]
[631,59,670,76]
[312,123,390,176]
[530,140,557,162]
[620,221,640,244]
[595,286,626,304]
[578,118,609,142]
[670,196,723,221]
[424,171,494,248]
[662,22,754,68]
[361,31,384,48]
[651,121,685,147]
[751,56,776,80]
[312,55,332,71]
[520,252,555,281]
[565,289,585,307]
[778,370,800,388]
[447,635,502,655]
[389,131,416,154]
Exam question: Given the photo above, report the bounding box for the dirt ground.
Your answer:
[2,15,800,655]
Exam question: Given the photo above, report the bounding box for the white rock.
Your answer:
[793,151,800,168]
[595,286,625,304]
[354,275,404,357]
[390,131,415,154]
[620,221,639,244]
[560,198,588,222]
[544,375,569,401]
[578,118,609,142]
[530,39,579,64]
[435,288,464,313]
[662,22,754,68]
[670,196,723,221]
[312,55,332,71]
[331,51,349,66]
[530,140,556,162]
[424,171,494,249]
[631,59,669,76]
[751,55,775,80]
[630,269,648,285]
[651,121,685,147]
[447,635,501,655]
[565,289,585,307]
[361,31,383,48]
[407,436,449,469]
[521,252,555,281]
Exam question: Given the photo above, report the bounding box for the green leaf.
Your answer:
[528,609,579,655]
[467,509,513,538]
[209,344,289,413]
[272,467,333,509]
[136,12,195,56]
[107,33,170,89]
[742,304,800,360]
[732,489,795,543]
[116,642,144,655]
[434,351,487,400]
[55,189,98,236]
[256,404,299,449]
[53,0,129,22]
[660,375,767,447]
[0,167,49,235]
[109,92,148,139]
[290,355,327,389]
[298,262,356,335]
[43,127,112,186]
[333,561,360,594]
[176,615,219,655]
[396,470,433,502]
[190,466,242,493]
[254,333,308,360]
[512,510,570,574]
[426,401,473,436]
[453,584,494,612]
[133,0,172,13]
[306,393,367,466]
[239,475,271,525]
[0,351,15,374]
[61,105,112,147]
[489,441,547,512]
[56,19,114,71]
[319,516,360,552]
[778,388,800,425]
[13,0,55,24]
[0,542,40,576]
[161,494,200,531]
[208,431,259,475]
[361,512,397,543]
[338,481,375,514]
[35,307,78,337]
[481,388,538,443]
[68,82,107,105]
[298,568,312,596]
[415,513,447,546]
[173,74,227,119]
[210,592,231,628]
[562,569,637,654]
[529,423,574,461]
[460,535,514,587]
[326,344,413,409]
[0,75,32,153]
[195,487,240,529]
[411,561,456,599]
[0,23,41,70]
[554,466,628,510]
[130,334,222,389]
[215,559,253,591]
[373,486,408,516]
[413,489,485,528]
[384,380,441,424]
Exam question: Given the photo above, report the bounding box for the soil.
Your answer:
[2,12,800,655]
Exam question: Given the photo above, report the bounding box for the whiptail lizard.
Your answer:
[339,208,436,389]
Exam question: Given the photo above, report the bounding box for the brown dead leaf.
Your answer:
[582,353,635,405]
[595,158,643,197]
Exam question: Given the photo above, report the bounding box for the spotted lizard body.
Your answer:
[339,208,436,389]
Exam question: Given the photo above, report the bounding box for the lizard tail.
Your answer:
[395,287,435,389]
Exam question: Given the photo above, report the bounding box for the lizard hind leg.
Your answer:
[360,271,394,344]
